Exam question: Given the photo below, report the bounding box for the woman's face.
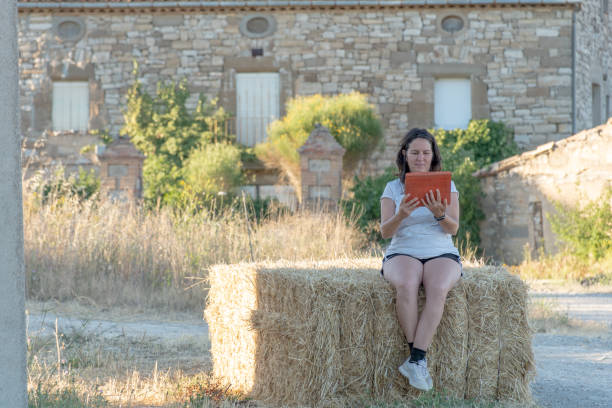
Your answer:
[405,138,433,173]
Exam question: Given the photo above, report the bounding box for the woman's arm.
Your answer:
[380,195,421,239]
[423,190,460,235]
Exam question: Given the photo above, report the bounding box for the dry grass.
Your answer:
[509,248,612,286]
[527,298,608,334]
[23,189,368,313]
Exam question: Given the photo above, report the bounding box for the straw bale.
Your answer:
[425,284,469,398]
[463,267,503,400]
[496,272,535,402]
[204,259,533,406]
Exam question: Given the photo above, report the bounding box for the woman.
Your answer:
[380,128,461,391]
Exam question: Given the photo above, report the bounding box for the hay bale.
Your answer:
[426,284,469,398]
[463,267,504,399]
[497,273,535,402]
[204,259,533,406]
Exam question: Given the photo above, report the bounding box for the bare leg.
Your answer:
[382,256,424,343]
[413,258,461,350]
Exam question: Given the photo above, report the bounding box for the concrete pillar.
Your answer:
[0,2,27,407]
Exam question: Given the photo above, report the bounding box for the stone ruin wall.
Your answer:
[478,119,612,264]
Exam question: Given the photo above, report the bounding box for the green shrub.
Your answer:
[183,142,245,196]
[30,166,100,204]
[548,187,612,262]
[341,167,396,243]
[121,65,234,207]
[255,92,383,201]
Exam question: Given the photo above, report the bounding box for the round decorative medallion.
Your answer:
[53,17,86,42]
[239,15,276,38]
[441,16,464,34]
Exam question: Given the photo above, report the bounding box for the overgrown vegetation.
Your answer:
[342,120,518,249]
[27,166,100,204]
[255,92,383,201]
[23,181,368,313]
[548,187,612,262]
[512,188,612,284]
[121,65,241,208]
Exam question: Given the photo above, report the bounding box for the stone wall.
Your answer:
[475,119,612,264]
[575,0,612,131]
[18,5,584,176]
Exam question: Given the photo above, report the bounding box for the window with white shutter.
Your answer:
[434,78,471,130]
[236,73,280,146]
[52,81,89,132]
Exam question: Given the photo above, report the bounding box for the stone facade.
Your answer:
[17,0,611,182]
[474,119,612,264]
[575,0,612,132]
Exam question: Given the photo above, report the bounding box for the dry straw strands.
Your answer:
[205,259,534,406]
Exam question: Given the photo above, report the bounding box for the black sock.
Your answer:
[409,347,426,363]
[408,342,414,353]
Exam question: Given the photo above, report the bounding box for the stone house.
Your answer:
[474,118,612,264]
[17,0,611,197]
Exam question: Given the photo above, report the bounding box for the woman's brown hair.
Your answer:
[395,128,442,183]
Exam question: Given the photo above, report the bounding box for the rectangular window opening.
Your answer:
[434,78,472,130]
[592,83,602,127]
[236,73,280,147]
[52,81,90,132]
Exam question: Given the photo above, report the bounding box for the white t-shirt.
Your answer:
[380,178,459,259]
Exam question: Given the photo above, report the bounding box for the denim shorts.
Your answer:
[380,253,463,277]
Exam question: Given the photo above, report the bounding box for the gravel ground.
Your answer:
[27,292,612,407]
[529,292,612,408]
[531,333,612,408]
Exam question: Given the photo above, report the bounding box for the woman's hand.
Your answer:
[398,193,421,219]
[422,189,447,218]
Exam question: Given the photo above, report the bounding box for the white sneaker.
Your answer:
[398,358,433,391]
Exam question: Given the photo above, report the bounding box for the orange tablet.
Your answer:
[404,171,452,207]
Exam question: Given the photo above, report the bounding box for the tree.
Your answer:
[121,64,237,207]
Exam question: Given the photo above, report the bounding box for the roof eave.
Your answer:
[17,0,582,12]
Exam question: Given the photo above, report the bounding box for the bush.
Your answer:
[27,166,100,205]
[548,187,612,262]
[121,65,235,207]
[255,92,383,201]
[341,167,396,243]
[183,142,245,197]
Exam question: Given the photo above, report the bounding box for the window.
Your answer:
[236,73,280,146]
[592,83,602,127]
[53,17,85,43]
[52,82,89,131]
[441,16,464,33]
[239,14,276,38]
[434,78,471,130]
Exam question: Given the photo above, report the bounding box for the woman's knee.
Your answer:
[395,279,420,300]
[424,283,451,302]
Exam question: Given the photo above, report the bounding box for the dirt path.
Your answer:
[529,292,612,408]
[27,293,612,407]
